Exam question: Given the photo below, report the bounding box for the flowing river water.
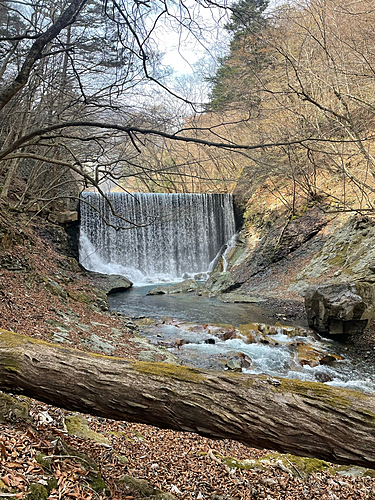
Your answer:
[109,284,375,394]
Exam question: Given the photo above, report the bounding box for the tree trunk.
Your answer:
[1,328,375,468]
[1,158,19,199]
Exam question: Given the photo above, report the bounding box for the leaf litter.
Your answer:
[1,399,375,499]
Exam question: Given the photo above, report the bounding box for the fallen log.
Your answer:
[1,328,375,468]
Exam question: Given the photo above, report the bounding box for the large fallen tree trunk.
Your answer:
[1,328,375,468]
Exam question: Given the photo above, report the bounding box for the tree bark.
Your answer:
[1,328,375,468]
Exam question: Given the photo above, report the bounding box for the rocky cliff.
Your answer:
[206,184,375,342]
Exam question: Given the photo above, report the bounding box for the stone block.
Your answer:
[49,211,78,224]
[304,282,375,336]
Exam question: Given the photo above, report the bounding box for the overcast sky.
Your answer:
[155,2,231,75]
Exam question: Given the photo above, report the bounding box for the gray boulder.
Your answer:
[202,271,234,295]
[87,271,133,295]
[305,282,375,336]
[147,279,199,295]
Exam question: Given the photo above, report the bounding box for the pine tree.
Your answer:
[207,0,269,111]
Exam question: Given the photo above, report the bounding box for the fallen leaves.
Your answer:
[2,400,375,500]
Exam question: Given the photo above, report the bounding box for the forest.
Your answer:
[1,0,375,212]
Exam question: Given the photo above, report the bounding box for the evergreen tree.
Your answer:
[226,0,269,40]
[207,0,269,111]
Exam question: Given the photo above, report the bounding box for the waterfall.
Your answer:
[79,192,236,284]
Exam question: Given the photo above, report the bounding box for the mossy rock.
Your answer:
[220,451,332,479]
[67,290,91,304]
[117,454,129,464]
[65,414,110,444]
[90,472,110,495]
[28,478,58,499]
[43,276,68,299]
[335,465,375,478]
[0,392,29,422]
[203,271,234,295]
[120,475,156,496]
[35,453,53,472]
[261,452,332,479]
[119,474,176,499]
[222,456,257,470]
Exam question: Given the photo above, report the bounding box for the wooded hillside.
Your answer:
[141,0,375,211]
[2,0,375,212]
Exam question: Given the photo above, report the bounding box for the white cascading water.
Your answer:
[79,192,236,284]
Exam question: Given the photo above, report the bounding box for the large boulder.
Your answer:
[304,282,375,336]
[86,271,133,295]
[202,271,235,295]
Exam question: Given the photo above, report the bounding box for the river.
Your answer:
[109,285,375,394]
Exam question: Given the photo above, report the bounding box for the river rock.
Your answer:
[244,330,260,343]
[315,372,333,383]
[304,282,375,336]
[319,354,343,365]
[296,344,330,367]
[222,328,239,341]
[226,359,242,371]
[86,271,133,295]
[231,352,252,369]
[147,279,199,295]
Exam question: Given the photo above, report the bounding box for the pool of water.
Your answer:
[109,284,300,327]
